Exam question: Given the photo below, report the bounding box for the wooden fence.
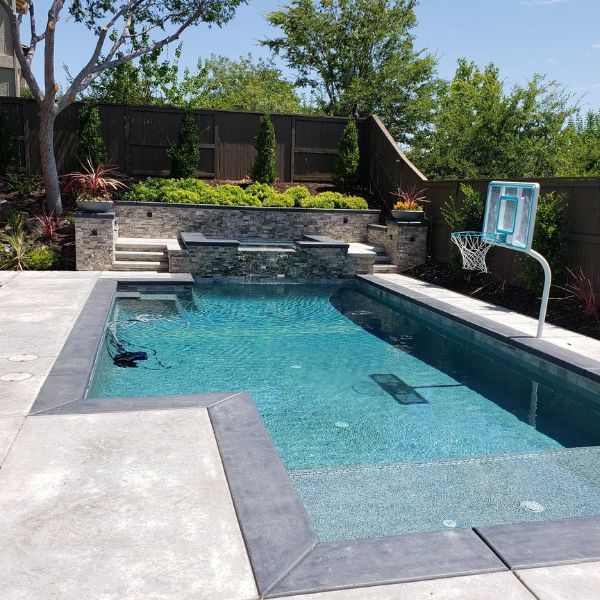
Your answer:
[0,98,362,182]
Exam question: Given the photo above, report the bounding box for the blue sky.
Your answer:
[36,0,600,111]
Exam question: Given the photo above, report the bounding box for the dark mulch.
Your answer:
[403,258,600,341]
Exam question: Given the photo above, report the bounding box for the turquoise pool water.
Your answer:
[89,282,600,538]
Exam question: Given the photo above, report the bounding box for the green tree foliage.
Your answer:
[263,0,438,142]
[333,120,360,191]
[410,59,575,179]
[518,192,568,292]
[0,106,12,175]
[167,109,201,179]
[561,111,600,176]
[78,103,107,166]
[252,114,277,184]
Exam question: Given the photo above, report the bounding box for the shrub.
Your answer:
[6,171,41,197]
[162,188,203,204]
[27,246,59,270]
[332,120,360,192]
[34,211,66,246]
[246,182,277,203]
[262,192,294,207]
[122,178,166,202]
[441,184,485,232]
[0,106,12,175]
[78,103,106,166]
[300,194,336,209]
[517,191,568,292]
[284,186,310,206]
[168,109,201,179]
[217,184,261,206]
[564,266,598,320]
[251,114,277,184]
[334,195,369,210]
[0,229,35,270]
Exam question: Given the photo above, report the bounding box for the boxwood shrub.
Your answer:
[284,186,311,206]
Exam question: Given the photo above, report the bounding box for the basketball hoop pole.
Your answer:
[525,249,552,338]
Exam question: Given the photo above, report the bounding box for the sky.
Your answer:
[30,0,600,111]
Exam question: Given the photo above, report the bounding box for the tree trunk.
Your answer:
[38,109,62,214]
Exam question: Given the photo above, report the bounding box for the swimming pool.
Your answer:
[89,282,600,540]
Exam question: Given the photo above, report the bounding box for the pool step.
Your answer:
[112,237,176,272]
[372,263,399,273]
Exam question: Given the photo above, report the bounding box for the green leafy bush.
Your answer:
[27,246,59,270]
[0,106,12,175]
[78,103,106,166]
[251,114,277,184]
[168,109,201,179]
[284,186,310,206]
[0,229,35,270]
[246,182,278,203]
[518,191,568,292]
[300,194,336,209]
[334,195,369,210]
[6,171,41,197]
[262,192,294,207]
[332,120,360,192]
[122,178,165,202]
[217,184,261,206]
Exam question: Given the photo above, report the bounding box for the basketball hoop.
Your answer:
[450,232,493,273]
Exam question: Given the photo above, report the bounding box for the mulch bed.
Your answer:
[402,258,600,341]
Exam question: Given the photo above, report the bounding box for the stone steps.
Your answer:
[115,250,167,261]
[112,260,168,272]
[112,238,175,272]
[372,263,399,273]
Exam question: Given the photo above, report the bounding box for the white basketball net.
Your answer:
[450,232,493,273]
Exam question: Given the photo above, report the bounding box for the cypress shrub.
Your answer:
[332,120,360,192]
[251,114,277,184]
[78,103,106,166]
[0,106,13,175]
[168,109,201,179]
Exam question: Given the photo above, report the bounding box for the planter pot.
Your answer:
[76,199,114,213]
[391,209,424,222]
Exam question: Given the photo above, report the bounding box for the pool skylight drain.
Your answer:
[520,500,545,513]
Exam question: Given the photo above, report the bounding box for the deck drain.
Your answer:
[0,372,33,382]
[443,520,457,528]
[520,500,544,513]
[335,421,349,429]
[8,354,38,362]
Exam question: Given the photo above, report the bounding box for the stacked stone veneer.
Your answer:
[75,212,116,270]
[115,202,379,242]
[176,235,372,280]
[367,221,428,271]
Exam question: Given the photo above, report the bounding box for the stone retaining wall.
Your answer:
[115,202,380,242]
[368,221,428,271]
[75,212,116,271]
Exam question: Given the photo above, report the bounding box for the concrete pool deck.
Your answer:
[1,271,600,599]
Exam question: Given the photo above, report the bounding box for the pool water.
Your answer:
[89,283,600,538]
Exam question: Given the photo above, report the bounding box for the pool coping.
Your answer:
[28,274,600,597]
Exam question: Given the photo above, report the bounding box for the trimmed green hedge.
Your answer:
[122,178,370,210]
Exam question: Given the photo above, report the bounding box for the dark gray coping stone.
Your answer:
[476,517,600,569]
[268,530,505,597]
[180,232,240,247]
[208,392,319,596]
[300,234,350,250]
[295,240,349,250]
[357,274,600,384]
[116,200,379,215]
[30,278,117,415]
[74,211,115,220]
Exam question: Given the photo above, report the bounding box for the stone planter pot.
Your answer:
[76,199,114,213]
[391,209,424,222]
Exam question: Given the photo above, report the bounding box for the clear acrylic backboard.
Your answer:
[482,182,540,251]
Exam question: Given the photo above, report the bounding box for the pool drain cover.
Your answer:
[520,500,544,513]
[335,421,349,429]
[0,372,32,382]
[443,520,457,528]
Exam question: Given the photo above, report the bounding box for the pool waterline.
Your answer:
[88,281,600,539]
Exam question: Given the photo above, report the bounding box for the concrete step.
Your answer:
[111,260,168,272]
[115,238,177,252]
[373,264,398,273]
[114,250,167,262]
[374,254,391,263]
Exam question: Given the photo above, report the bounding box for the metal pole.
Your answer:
[525,249,552,338]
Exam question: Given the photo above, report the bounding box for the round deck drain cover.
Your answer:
[0,372,32,382]
[443,520,457,528]
[520,500,544,513]
[8,354,38,362]
[335,421,349,429]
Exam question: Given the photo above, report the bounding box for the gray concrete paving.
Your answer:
[0,416,23,467]
[517,562,600,600]
[0,407,256,600]
[282,572,535,599]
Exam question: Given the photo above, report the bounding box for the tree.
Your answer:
[0,1,244,213]
[409,59,575,179]
[168,109,201,178]
[561,111,600,176]
[263,0,438,142]
[78,103,106,166]
[251,114,277,184]
[0,106,12,175]
[332,119,360,191]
